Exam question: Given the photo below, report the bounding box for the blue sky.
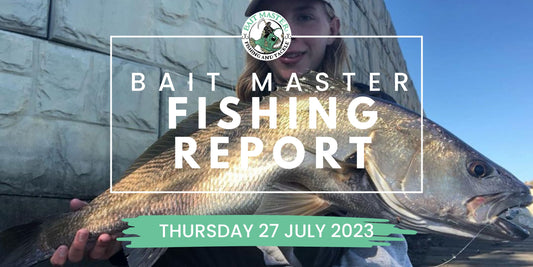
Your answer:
[384,0,533,182]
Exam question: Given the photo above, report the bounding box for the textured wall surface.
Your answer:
[0,0,420,231]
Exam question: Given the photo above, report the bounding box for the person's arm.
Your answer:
[50,199,122,266]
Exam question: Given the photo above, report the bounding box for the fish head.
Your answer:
[361,114,532,241]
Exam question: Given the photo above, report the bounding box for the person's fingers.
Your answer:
[68,229,89,263]
[50,245,68,266]
[70,198,88,211]
[89,234,112,260]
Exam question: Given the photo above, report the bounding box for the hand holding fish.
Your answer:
[49,199,121,266]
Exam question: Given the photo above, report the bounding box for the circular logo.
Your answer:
[241,11,291,61]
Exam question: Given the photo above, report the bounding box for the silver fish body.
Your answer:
[1,72,531,266]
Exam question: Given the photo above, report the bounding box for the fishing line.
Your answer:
[434,223,489,267]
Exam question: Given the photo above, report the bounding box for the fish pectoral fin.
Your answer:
[254,182,331,216]
[258,246,302,267]
[304,144,361,172]
[122,242,168,267]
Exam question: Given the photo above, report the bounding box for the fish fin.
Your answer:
[258,246,303,267]
[122,243,168,267]
[257,246,291,266]
[303,143,358,170]
[364,129,420,191]
[255,182,331,215]
[122,100,251,178]
[335,151,367,177]
[279,246,303,267]
[0,220,52,266]
[305,145,364,180]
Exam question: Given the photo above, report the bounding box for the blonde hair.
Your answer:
[236,1,348,101]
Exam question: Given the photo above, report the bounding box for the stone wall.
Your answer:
[0,0,420,231]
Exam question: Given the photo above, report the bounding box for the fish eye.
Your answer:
[467,160,492,178]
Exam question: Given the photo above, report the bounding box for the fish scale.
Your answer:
[1,72,531,266]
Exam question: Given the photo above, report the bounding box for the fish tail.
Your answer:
[0,220,53,266]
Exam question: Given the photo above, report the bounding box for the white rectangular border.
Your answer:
[110,35,423,194]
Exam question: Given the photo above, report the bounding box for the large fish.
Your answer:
[1,72,531,266]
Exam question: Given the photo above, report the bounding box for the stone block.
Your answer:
[195,0,225,33]
[0,195,69,231]
[36,42,93,120]
[0,118,108,197]
[155,21,209,74]
[330,0,352,35]
[235,49,246,77]
[207,33,240,86]
[352,5,371,35]
[106,57,161,131]
[158,0,192,26]
[50,0,156,62]
[352,39,370,76]
[0,0,49,38]
[159,70,235,134]
[194,0,248,35]
[0,117,56,196]
[367,39,382,72]
[0,72,32,124]
[224,0,248,34]
[343,38,357,73]
[0,30,34,75]
[354,0,368,16]
[35,41,160,131]
[111,127,159,184]
[368,0,389,35]
[0,116,158,197]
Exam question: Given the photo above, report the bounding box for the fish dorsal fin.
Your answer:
[121,101,251,178]
[255,182,331,216]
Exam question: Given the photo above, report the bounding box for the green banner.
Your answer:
[118,215,416,248]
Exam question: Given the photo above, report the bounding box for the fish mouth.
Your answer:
[466,191,532,241]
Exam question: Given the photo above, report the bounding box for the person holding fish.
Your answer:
[1,0,527,266]
[236,1,411,266]
[50,0,410,266]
